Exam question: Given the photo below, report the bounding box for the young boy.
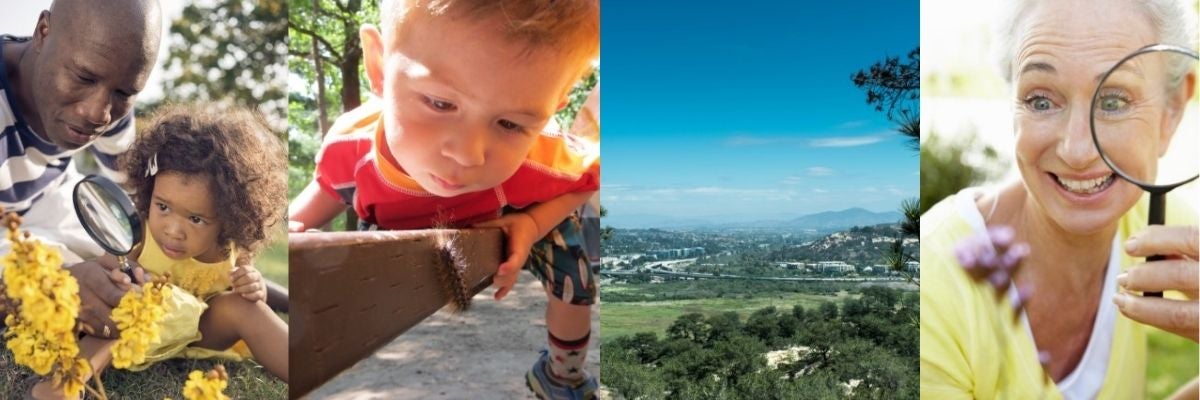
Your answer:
[287,0,600,398]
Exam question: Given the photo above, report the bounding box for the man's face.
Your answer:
[29,10,155,149]
[376,15,582,197]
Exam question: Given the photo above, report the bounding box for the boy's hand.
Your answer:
[475,212,540,301]
[288,220,306,232]
[231,264,267,302]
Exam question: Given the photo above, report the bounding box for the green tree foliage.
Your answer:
[605,287,918,399]
[287,0,378,199]
[851,47,919,149]
[148,0,287,134]
[853,48,924,285]
[919,134,1001,213]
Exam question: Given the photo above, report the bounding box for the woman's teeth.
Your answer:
[1056,174,1113,194]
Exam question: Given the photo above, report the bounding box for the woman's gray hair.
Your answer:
[993,0,1198,86]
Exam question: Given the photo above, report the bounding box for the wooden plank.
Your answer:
[288,228,504,398]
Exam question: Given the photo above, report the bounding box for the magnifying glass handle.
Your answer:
[1144,193,1165,298]
[117,256,138,284]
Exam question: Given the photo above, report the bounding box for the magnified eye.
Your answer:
[1096,93,1130,115]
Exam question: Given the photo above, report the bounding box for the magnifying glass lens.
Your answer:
[1092,48,1198,188]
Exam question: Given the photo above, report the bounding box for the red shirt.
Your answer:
[314,100,600,229]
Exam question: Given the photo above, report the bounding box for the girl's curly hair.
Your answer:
[118,104,287,258]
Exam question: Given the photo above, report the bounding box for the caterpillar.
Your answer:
[435,230,472,313]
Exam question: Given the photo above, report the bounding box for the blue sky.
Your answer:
[602,2,919,224]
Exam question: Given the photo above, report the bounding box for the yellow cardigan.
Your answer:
[919,189,1194,399]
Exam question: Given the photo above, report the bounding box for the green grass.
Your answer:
[0,350,286,398]
[601,291,853,342]
[1146,328,1199,399]
[258,234,287,288]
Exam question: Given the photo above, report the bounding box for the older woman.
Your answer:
[920,0,1198,398]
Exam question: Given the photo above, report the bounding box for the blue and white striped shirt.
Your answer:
[0,36,133,214]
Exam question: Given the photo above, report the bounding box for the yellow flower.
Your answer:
[111,278,173,369]
[0,213,86,398]
[182,365,231,400]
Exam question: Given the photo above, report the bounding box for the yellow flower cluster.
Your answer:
[111,276,173,369]
[172,262,229,297]
[182,364,231,400]
[0,213,89,398]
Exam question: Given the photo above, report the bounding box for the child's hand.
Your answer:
[288,220,306,232]
[106,262,149,292]
[231,264,267,302]
[474,212,540,301]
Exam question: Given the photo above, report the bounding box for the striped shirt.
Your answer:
[314,99,600,230]
[0,36,133,214]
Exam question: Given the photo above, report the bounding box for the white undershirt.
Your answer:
[955,188,1115,400]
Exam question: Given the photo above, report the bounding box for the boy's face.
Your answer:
[366,14,581,197]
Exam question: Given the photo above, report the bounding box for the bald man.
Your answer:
[1,0,161,342]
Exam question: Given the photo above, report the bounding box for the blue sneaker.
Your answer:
[526,350,598,400]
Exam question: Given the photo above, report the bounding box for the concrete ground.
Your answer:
[304,279,601,399]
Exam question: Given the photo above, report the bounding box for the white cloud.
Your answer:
[812,188,829,193]
[809,133,889,148]
[806,166,835,177]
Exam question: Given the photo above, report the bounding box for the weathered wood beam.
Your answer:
[288,228,504,398]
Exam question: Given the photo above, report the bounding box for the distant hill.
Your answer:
[604,208,902,232]
[786,207,903,230]
[768,223,918,267]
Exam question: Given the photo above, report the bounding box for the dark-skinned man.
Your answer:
[0,0,160,346]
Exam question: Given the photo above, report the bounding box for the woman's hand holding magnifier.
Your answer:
[1113,225,1199,342]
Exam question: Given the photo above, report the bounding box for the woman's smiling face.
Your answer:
[1009,0,1183,234]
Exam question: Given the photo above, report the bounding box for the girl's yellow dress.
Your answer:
[122,229,250,371]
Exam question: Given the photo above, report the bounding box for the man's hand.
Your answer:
[231,264,267,302]
[475,212,540,301]
[70,260,131,339]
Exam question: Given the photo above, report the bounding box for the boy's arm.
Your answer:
[287,179,347,232]
[475,190,596,300]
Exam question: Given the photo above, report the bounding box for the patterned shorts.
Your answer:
[521,212,597,306]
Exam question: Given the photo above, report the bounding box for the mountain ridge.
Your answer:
[605,207,902,231]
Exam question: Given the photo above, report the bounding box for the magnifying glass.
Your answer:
[73,175,144,282]
[1090,44,1199,298]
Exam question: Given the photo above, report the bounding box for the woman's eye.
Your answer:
[1097,94,1129,114]
[1026,96,1054,112]
[497,119,525,132]
[423,96,457,112]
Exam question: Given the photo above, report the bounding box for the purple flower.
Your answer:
[954,224,1033,305]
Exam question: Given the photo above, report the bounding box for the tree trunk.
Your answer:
[340,0,364,230]
[340,0,363,112]
[311,0,330,137]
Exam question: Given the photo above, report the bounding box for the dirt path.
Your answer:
[305,280,601,399]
